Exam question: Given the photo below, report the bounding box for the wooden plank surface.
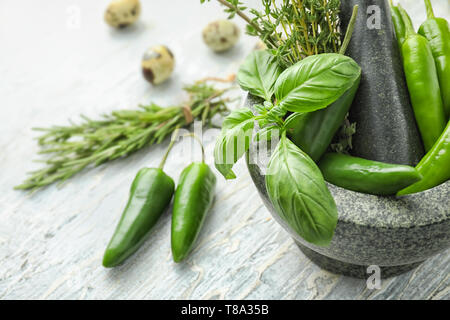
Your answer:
[0,0,449,300]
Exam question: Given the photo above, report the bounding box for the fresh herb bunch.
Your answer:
[215,51,361,245]
[202,0,355,153]
[16,80,237,192]
[201,0,342,68]
[214,6,360,246]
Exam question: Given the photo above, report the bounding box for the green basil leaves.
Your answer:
[266,134,338,246]
[214,108,255,179]
[275,54,361,113]
[237,50,282,101]
[214,51,360,246]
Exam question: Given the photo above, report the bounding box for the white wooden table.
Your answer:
[1,0,449,300]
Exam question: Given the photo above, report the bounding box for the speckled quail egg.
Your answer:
[141,45,175,85]
[202,20,240,52]
[104,0,141,28]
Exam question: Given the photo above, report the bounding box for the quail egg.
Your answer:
[202,20,240,52]
[141,45,175,85]
[105,0,141,28]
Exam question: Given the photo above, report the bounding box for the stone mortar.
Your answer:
[245,94,450,278]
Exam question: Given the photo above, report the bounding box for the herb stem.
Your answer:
[184,133,206,163]
[324,0,338,53]
[216,0,278,48]
[216,0,256,29]
[272,0,299,61]
[424,0,435,19]
[339,5,358,55]
[311,4,318,55]
[296,0,313,55]
[158,128,179,169]
[290,4,308,56]
[399,4,415,36]
[265,5,283,48]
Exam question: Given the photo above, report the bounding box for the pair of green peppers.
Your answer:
[391,0,449,150]
[388,0,450,194]
[288,1,450,196]
[319,1,450,196]
[102,134,216,268]
[286,6,421,196]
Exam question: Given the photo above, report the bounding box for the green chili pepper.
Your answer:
[418,0,450,118]
[390,0,413,50]
[399,5,447,151]
[318,153,422,196]
[288,76,360,162]
[102,168,174,267]
[171,136,216,262]
[102,133,178,268]
[397,121,450,196]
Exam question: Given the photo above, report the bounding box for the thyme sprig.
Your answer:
[205,0,358,154]
[201,0,342,68]
[16,80,237,192]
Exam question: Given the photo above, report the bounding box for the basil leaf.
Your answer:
[237,50,282,101]
[214,108,255,179]
[221,107,254,130]
[275,53,361,113]
[265,134,338,246]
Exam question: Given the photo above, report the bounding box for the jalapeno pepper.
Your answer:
[171,136,216,262]
[288,76,360,162]
[418,0,450,118]
[102,168,174,268]
[399,5,447,151]
[390,0,413,50]
[102,132,178,268]
[318,153,422,196]
[397,121,450,196]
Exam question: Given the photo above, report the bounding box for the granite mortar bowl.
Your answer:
[245,94,450,278]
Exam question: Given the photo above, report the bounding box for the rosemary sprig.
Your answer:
[201,0,342,68]
[16,80,237,192]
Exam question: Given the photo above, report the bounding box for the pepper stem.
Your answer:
[340,5,359,55]
[398,5,415,36]
[158,128,180,169]
[184,133,206,163]
[424,0,435,19]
